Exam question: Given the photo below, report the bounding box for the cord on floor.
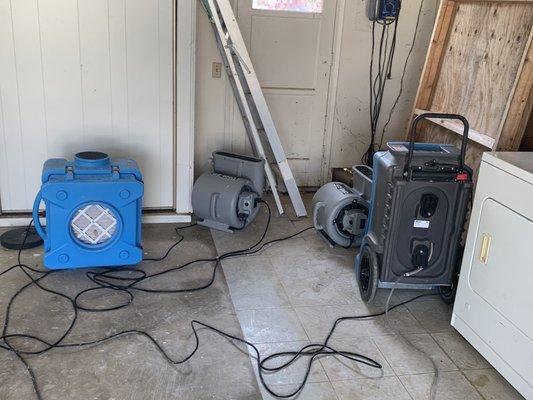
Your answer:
[0,204,437,400]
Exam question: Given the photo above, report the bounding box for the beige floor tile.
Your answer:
[319,336,395,381]
[432,331,491,370]
[399,371,484,400]
[268,244,354,280]
[237,308,308,344]
[281,273,362,307]
[222,255,291,310]
[332,376,412,400]
[260,381,339,400]
[261,237,312,260]
[406,299,453,332]
[209,195,521,400]
[463,369,525,400]
[250,340,329,386]
[295,304,425,342]
[373,333,457,375]
[303,233,354,257]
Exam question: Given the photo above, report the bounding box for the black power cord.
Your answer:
[0,202,437,399]
[0,201,281,398]
[363,8,401,167]
[379,0,426,149]
[141,223,197,261]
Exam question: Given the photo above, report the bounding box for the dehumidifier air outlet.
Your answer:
[70,204,118,245]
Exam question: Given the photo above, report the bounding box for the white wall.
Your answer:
[194,0,437,181]
[195,0,246,177]
[328,0,437,169]
[0,0,174,211]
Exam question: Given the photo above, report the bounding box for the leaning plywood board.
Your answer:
[409,0,533,177]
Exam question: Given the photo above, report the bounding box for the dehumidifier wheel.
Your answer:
[356,245,379,303]
[439,285,456,304]
[439,245,464,304]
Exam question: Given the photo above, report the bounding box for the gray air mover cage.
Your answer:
[355,113,473,303]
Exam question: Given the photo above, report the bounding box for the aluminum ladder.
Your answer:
[202,0,307,217]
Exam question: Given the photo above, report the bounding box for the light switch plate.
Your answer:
[212,62,222,78]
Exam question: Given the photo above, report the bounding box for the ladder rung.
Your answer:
[204,0,307,217]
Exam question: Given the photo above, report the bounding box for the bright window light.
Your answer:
[252,0,323,13]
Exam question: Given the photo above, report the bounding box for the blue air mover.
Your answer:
[33,151,143,270]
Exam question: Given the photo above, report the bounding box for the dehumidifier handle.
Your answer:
[32,190,47,240]
[406,113,469,176]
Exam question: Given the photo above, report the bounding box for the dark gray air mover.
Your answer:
[192,151,265,232]
[312,165,372,247]
[355,113,472,302]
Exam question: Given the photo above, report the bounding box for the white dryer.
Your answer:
[452,152,533,399]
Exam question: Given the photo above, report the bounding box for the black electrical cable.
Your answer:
[386,18,400,79]
[363,2,403,167]
[0,201,290,398]
[379,0,425,148]
[141,223,197,261]
[0,203,437,400]
[364,24,390,165]
[255,290,437,398]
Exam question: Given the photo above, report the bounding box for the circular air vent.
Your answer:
[70,204,118,245]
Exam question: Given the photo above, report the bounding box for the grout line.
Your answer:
[209,197,481,398]
[430,331,490,400]
[330,381,343,400]
[396,374,417,400]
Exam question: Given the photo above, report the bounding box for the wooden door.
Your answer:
[236,0,337,186]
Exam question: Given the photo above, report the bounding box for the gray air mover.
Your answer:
[192,151,265,232]
[312,165,373,247]
[355,113,472,303]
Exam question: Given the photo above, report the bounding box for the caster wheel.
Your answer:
[356,244,379,303]
[439,284,456,304]
[439,245,463,304]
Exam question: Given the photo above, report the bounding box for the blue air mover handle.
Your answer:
[406,113,469,177]
[32,190,47,240]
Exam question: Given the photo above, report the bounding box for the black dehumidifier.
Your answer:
[355,113,473,303]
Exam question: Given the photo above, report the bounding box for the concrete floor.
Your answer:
[0,223,261,400]
[0,193,525,399]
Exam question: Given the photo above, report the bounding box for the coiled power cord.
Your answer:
[0,201,437,399]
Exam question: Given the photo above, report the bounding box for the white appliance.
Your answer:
[452,152,533,399]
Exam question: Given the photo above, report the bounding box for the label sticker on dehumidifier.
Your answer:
[413,220,430,229]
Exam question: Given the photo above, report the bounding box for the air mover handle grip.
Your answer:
[32,190,47,240]
[406,113,469,178]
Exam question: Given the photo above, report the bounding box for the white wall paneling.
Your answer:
[0,0,192,214]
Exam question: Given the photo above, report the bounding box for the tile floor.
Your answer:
[212,193,525,400]
[0,192,526,399]
[0,224,261,400]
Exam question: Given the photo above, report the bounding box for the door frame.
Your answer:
[321,0,345,185]
[0,0,195,226]
[174,0,196,218]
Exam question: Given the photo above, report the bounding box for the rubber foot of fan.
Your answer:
[0,227,43,250]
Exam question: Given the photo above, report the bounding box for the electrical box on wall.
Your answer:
[366,0,401,21]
